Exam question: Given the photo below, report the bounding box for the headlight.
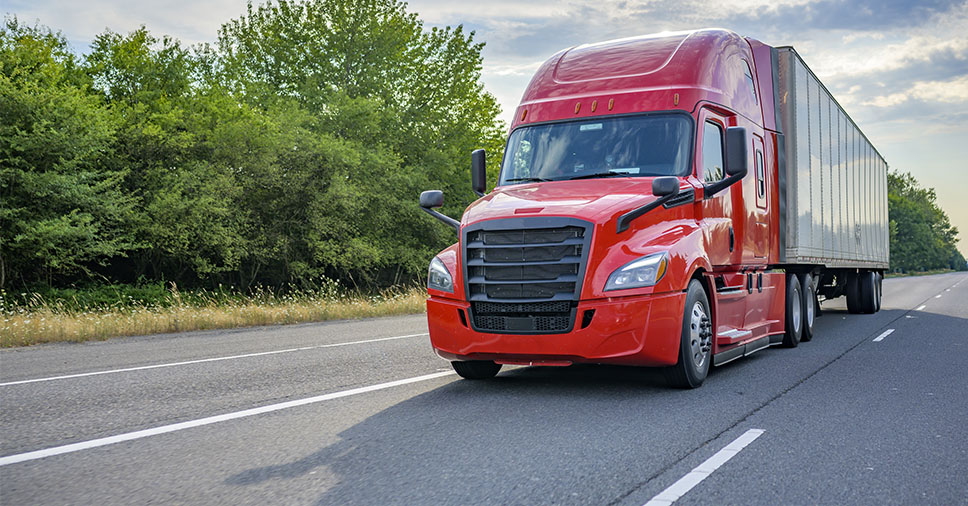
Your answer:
[428,257,454,293]
[604,252,669,291]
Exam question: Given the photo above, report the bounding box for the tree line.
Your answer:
[1,2,963,292]
[1,0,504,290]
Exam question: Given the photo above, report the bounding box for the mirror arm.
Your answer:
[702,171,745,199]
[616,191,683,234]
[420,206,460,232]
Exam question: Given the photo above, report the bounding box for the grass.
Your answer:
[0,282,427,348]
[885,268,961,278]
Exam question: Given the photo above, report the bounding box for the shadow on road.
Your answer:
[224,364,722,504]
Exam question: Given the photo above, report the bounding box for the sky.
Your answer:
[5,0,968,256]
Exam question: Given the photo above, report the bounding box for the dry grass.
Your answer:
[1,287,427,348]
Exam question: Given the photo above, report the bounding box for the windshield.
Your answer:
[499,114,692,185]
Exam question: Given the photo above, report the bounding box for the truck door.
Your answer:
[697,108,738,267]
[751,135,769,260]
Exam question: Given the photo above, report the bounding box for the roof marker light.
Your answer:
[591,100,598,112]
[608,98,614,111]
[575,102,581,114]
[521,109,527,121]
[674,93,679,106]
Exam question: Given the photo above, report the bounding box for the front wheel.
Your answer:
[665,280,712,389]
[452,360,502,380]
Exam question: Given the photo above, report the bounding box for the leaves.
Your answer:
[1,1,505,289]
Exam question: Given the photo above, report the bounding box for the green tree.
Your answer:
[85,28,247,282]
[0,19,136,287]
[888,171,966,272]
[215,0,504,285]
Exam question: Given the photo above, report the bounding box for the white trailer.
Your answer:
[776,47,889,270]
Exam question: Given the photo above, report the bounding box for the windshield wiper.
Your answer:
[505,177,552,183]
[567,171,634,181]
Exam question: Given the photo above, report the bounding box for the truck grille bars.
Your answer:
[462,218,593,334]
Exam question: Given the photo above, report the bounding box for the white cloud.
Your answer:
[863,76,968,107]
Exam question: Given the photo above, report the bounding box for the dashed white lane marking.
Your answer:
[935,294,942,298]
[0,371,454,467]
[0,333,429,387]
[916,305,927,311]
[644,429,765,506]
[873,329,895,342]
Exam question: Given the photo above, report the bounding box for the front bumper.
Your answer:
[427,291,686,367]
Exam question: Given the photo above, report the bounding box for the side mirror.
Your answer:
[703,126,748,199]
[420,190,444,208]
[652,176,680,197]
[418,190,459,231]
[725,126,748,177]
[616,177,684,233]
[471,149,486,197]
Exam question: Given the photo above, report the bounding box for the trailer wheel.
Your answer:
[858,271,878,314]
[782,273,802,347]
[664,280,711,389]
[846,273,862,314]
[452,360,502,380]
[799,273,817,342]
[874,272,883,312]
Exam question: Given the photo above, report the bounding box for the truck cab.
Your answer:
[420,29,885,387]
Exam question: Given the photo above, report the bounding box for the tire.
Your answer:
[799,272,817,342]
[782,273,802,347]
[846,273,862,314]
[452,360,502,380]
[858,271,878,314]
[665,280,712,389]
[874,272,883,312]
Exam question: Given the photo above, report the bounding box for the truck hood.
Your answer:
[462,179,660,226]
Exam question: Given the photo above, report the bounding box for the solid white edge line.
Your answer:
[0,370,454,467]
[873,329,895,342]
[644,429,765,506]
[0,333,428,387]
[916,305,926,311]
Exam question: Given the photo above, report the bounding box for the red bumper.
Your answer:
[427,291,686,367]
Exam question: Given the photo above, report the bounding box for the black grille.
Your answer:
[462,218,592,334]
[471,301,574,333]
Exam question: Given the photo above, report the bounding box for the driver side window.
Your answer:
[702,121,724,183]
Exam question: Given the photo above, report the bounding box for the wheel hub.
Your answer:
[689,302,712,369]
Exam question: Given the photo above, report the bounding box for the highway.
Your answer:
[2,272,966,505]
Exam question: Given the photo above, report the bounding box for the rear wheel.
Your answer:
[858,270,878,314]
[799,272,816,342]
[846,273,862,314]
[783,273,802,347]
[452,360,502,380]
[665,280,712,389]
[874,272,883,312]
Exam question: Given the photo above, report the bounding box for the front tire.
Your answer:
[665,280,712,389]
[452,360,501,380]
[783,273,803,347]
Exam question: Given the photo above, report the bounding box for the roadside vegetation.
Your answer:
[1,282,425,347]
[0,1,963,346]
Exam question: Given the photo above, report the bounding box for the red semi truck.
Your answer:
[419,29,889,387]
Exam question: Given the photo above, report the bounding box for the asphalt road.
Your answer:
[1,273,966,505]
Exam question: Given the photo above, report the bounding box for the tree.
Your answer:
[888,171,966,272]
[0,19,136,286]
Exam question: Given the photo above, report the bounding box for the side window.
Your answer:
[755,150,765,198]
[702,121,724,183]
[743,60,758,105]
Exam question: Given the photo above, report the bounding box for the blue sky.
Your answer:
[6,0,968,255]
